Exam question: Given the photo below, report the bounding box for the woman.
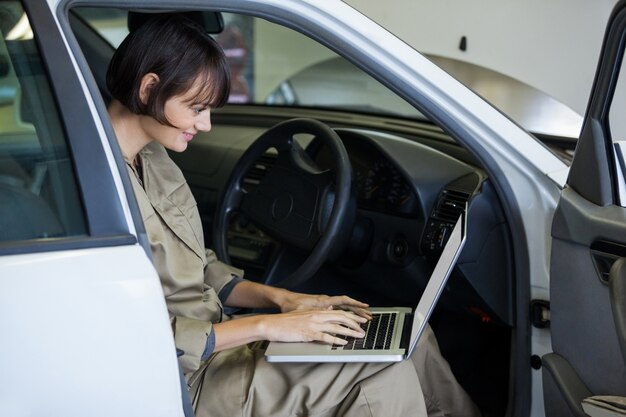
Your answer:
[106,13,479,417]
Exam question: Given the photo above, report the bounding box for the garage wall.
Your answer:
[344,0,617,116]
[254,19,335,100]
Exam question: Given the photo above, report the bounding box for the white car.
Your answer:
[1,1,625,416]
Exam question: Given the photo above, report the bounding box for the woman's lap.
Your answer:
[190,342,427,417]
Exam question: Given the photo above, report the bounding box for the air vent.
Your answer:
[243,153,277,189]
[432,189,470,222]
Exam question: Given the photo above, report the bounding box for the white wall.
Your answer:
[344,0,617,116]
[254,18,335,100]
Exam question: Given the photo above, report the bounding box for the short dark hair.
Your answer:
[106,13,230,126]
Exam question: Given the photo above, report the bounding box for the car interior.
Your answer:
[0,5,580,416]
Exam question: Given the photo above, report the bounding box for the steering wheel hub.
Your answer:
[271,193,294,221]
[213,118,354,288]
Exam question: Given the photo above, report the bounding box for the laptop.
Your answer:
[265,211,467,363]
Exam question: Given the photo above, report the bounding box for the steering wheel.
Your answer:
[212,118,354,288]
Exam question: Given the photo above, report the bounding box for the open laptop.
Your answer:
[265,210,467,363]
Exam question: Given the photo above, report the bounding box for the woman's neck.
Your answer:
[108,99,152,163]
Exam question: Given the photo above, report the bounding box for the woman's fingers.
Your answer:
[327,310,368,327]
[281,293,372,318]
[309,311,367,344]
[266,309,369,344]
[326,322,365,339]
[316,331,350,346]
[326,295,369,308]
[326,303,372,320]
[307,320,365,345]
[342,305,373,319]
[323,296,372,318]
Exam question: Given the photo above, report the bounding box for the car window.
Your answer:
[0,2,87,243]
[73,8,422,120]
[72,7,128,47]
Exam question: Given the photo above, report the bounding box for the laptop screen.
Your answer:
[406,211,466,358]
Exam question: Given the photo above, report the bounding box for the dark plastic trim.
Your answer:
[568,1,626,206]
[552,187,626,245]
[542,353,592,417]
[0,234,137,256]
[57,3,153,259]
[609,257,626,365]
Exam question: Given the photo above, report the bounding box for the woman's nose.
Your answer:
[196,110,212,132]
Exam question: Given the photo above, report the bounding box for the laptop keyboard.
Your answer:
[332,312,397,351]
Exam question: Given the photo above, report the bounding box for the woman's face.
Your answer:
[141,76,213,153]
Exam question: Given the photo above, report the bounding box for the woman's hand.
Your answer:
[279,292,372,320]
[214,291,372,351]
[223,281,370,321]
[259,309,367,346]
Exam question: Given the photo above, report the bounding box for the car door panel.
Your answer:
[548,187,626,394]
[543,251,626,417]
[544,202,626,413]
[0,246,183,416]
[0,1,185,415]
[544,1,626,415]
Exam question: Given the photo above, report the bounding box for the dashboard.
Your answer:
[311,131,418,216]
[171,120,514,327]
[317,129,512,326]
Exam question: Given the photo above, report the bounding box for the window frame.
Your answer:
[0,0,137,255]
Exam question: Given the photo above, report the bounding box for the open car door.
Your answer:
[543,0,626,416]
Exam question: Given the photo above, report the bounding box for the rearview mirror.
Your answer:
[128,11,224,34]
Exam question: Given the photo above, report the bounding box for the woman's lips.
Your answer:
[182,132,195,141]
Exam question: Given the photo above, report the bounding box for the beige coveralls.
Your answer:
[126,142,479,417]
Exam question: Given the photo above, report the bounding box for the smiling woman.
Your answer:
[109,76,215,155]
[67,4,513,416]
[106,14,228,157]
[100,11,481,417]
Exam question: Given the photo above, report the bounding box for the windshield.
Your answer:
[74,9,424,120]
[75,8,581,145]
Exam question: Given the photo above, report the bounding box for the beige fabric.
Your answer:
[127,142,478,417]
[190,341,427,417]
[126,142,243,375]
[412,325,482,417]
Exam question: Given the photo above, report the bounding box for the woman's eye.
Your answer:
[193,107,205,114]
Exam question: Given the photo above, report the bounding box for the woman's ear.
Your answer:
[139,73,160,105]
